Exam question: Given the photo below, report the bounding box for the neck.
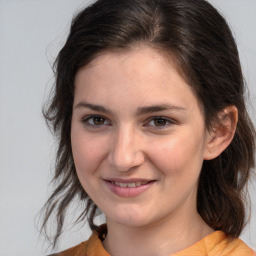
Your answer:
[103,210,213,256]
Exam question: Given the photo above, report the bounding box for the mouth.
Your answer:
[104,179,156,197]
[110,180,151,188]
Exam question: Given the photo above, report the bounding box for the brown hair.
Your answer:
[41,0,256,248]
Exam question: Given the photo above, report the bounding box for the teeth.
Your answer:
[120,183,127,187]
[113,181,149,187]
[128,183,135,187]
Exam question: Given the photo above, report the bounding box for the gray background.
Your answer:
[0,0,255,255]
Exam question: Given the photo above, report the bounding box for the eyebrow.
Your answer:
[74,102,186,115]
[74,102,114,115]
[136,104,186,115]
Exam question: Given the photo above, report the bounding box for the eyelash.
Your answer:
[145,117,175,129]
[81,115,175,129]
[82,115,111,127]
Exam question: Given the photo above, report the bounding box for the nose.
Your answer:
[108,126,145,172]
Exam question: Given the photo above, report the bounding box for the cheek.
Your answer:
[71,135,108,200]
[71,130,106,177]
[148,133,205,177]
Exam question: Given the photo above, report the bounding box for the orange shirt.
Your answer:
[52,225,255,256]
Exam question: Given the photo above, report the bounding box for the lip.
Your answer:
[103,178,156,197]
[105,178,153,183]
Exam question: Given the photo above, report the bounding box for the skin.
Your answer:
[71,47,236,256]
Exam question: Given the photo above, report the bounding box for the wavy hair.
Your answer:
[40,0,256,248]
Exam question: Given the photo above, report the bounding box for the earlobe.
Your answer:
[204,106,238,160]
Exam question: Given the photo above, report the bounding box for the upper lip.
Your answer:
[104,178,155,183]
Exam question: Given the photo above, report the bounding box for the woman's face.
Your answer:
[71,47,211,228]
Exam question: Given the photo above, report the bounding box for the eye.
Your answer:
[146,117,174,128]
[82,115,110,127]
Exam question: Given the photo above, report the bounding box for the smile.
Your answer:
[104,179,155,197]
[111,181,150,187]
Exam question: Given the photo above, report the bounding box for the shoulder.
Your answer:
[219,237,255,256]
[174,231,255,256]
[47,241,88,256]
[47,225,109,256]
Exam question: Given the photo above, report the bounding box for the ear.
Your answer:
[204,106,238,160]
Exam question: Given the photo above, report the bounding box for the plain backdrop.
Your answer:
[0,0,255,255]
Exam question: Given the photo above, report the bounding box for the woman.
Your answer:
[41,0,256,255]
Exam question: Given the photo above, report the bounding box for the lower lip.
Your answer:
[105,181,155,197]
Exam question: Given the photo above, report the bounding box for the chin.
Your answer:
[114,216,150,228]
[105,206,153,228]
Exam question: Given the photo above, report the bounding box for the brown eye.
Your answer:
[153,118,167,126]
[146,117,175,130]
[92,116,105,125]
[82,115,110,127]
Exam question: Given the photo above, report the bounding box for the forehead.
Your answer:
[74,46,202,115]
[83,46,176,74]
[75,47,180,91]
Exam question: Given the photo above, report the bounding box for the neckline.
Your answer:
[90,225,228,255]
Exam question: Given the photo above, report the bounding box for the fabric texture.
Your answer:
[51,225,255,256]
